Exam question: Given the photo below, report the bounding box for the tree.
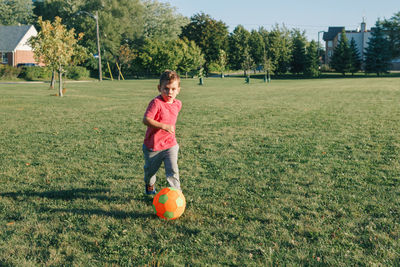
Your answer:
[139,39,201,75]
[262,46,274,82]
[177,38,205,78]
[228,25,251,70]
[34,0,145,76]
[382,11,400,59]
[180,12,229,73]
[304,40,319,77]
[0,0,35,25]
[241,48,255,79]
[141,0,188,41]
[117,43,136,80]
[33,0,84,29]
[290,29,307,74]
[216,49,227,78]
[266,24,292,75]
[330,29,351,75]
[248,30,265,70]
[364,21,392,76]
[348,38,361,75]
[29,16,88,96]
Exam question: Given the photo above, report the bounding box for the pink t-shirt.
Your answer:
[144,95,182,151]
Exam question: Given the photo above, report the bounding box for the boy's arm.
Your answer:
[143,116,175,133]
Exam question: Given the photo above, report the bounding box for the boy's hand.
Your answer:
[143,117,175,133]
[163,124,175,133]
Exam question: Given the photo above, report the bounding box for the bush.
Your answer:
[18,66,51,80]
[207,62,221,73]
[0,65,21,79]
[66,66,90,80]
[320,64,333,72]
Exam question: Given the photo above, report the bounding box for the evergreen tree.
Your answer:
[382,11,400,59]
[248,30,265,69]
[228,25,251,70]
[267,24,292,75]
[304,40,319,77]
[365,21,392,76]
[349,38,361,75]
[290,29,307,74]
[330,29,351,75]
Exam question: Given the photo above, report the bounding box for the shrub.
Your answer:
[18,66,51,80]
[66,66,90,80]
[207,62,221,73]
[0,65,21,79]
[320,64,333,72]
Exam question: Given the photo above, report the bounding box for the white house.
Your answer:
[322,20,400,70]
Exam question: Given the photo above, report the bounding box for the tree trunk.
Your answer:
[58,69,63,97]
[50,70,56,89]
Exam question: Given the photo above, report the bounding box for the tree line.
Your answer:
[1,0,400,78]
[330,19,397,76]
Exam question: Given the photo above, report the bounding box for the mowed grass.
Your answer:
[0,77,399,266]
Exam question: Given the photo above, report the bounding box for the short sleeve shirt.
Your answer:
[144,95,182,151]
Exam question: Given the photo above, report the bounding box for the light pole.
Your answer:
[317,30,325,73]
[77,11,102,81]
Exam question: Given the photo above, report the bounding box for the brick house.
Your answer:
[322,21,400,70]
[0,25,43,67]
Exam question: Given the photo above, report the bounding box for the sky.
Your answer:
[160,0,399,41]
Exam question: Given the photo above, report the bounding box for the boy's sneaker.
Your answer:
[145,184,156,195]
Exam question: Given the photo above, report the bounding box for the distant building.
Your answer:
[323,21,372,65]
[322,20,400,70]
[0,25,43,67]
[322,26,344,64]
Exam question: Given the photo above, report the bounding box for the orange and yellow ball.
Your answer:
[153,187,186,220]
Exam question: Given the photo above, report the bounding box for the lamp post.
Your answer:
[317,31,325,59]
[77,10,102,81]
[95,11,102,81]
[317,30,325,74]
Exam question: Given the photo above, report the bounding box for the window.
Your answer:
[327,41,333,48]
[1,53,8,64]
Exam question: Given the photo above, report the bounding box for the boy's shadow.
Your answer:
[40,207,150,220]
[0,188,152,219]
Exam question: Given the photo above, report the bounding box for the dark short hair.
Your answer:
[159,70,180,86]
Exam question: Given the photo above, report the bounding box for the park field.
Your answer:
[0,77,399,265]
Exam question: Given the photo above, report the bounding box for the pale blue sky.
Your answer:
[160,0,399,41]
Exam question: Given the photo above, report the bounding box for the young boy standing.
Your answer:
[142,70,182,194]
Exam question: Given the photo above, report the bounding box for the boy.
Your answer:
[142,70,182,194]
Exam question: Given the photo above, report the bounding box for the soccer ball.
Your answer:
[153,187,186,220]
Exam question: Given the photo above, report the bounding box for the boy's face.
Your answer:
[158,79,180,103]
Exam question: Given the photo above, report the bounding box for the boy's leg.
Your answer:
[164,144,181,190]
[143,144,163,187]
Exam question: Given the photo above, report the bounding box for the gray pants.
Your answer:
[142,144,180,190]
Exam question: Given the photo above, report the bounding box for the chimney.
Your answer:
[361,17,366,32]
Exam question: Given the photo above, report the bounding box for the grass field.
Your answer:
[0,77,399,266]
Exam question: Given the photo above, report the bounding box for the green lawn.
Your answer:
[0,78,399,265]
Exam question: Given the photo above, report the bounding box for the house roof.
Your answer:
[323,27,345,41]
[0,25,33,52]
